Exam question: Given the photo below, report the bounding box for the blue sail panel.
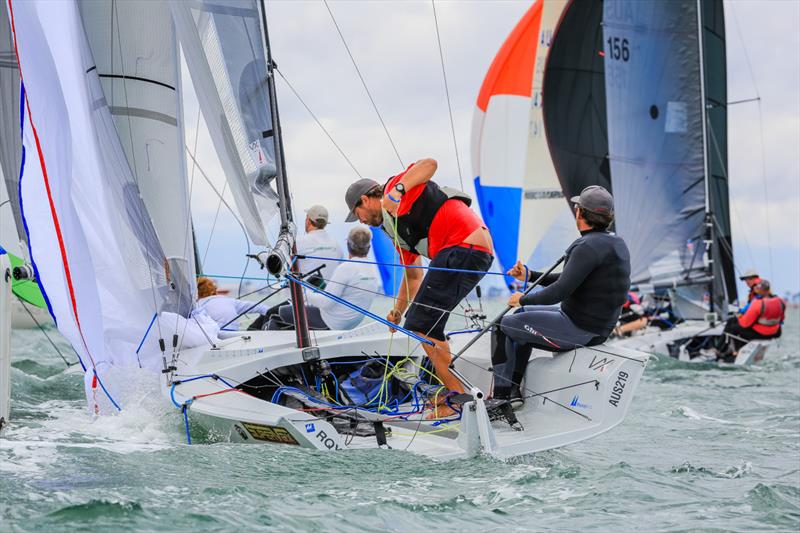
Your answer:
[473,177,521,286]
[370,227,400,297]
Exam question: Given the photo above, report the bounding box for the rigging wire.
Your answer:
[728,0,775,280]
[322,0,405,169]
[18,298,78,368]
[431,0,464,190]
[274,67,362,178]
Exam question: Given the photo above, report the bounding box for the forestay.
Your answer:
[8,0,176,410]
[170,0,279,247]
[78,0,196,315]
[471,0,575,280]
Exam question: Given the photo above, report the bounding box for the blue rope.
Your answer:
[297,254,503,276]
[93,369,122,411]
[287,274,434,346]
[135,313,158,354]
[447,328,482,337]
[523,266,529,291]
[182,404,192,444]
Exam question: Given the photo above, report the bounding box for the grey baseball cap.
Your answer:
[570,185,614,214]
[305,205,329,224]
[756,279,771,292]
[344,178,380,222]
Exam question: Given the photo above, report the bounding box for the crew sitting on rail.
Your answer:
[194,277,271,330]
[344,158,493,419]
[720,279,785,361]
[613,291,648,337]
[493,186,631,425]
[295,204,344,289]
[738,267,763,309]
[265,226,379,331]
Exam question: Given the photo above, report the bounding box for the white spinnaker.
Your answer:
[10,0,171,411]
[170,0,280,247]
[78,0,196,314]
[521,0,576,267]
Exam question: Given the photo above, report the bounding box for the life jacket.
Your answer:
[756,296,786,327]
[380,178,471,258]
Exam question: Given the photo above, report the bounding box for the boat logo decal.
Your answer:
[305,423,316,433]
[315,430,343,451]
[241,422,299,445]
[608,371,629,408]
[570,395,591,409]
[588,355,614,373]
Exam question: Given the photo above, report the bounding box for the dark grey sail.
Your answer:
[602,0,734,316]
[542,0,610,201]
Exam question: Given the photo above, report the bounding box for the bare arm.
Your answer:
[383,159,438,215]
[386,256,424,329]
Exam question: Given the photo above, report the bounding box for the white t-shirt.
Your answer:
[195,295,270,330]
[295,229,344,279]
[306,260,379,330]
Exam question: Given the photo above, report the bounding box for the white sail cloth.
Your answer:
[9,0,183,411]
[170,0,279,247]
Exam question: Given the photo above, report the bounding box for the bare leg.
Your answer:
[418,334,463,418]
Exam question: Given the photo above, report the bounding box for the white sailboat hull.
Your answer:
[164,323,649,460]
[610,320,773,366]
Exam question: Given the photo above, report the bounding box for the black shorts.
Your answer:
[404,245,493,341]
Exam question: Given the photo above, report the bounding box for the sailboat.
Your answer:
[2,0,649,458]
[474,0,769,366]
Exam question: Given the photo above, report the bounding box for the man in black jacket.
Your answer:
[493,186,631,417]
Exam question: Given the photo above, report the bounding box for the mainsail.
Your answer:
[471,0,576,280]
[538,0,735,317]
[78,0,196,315]
[0,3,24,247]
[170,0,280,248]
[8,0,178,409]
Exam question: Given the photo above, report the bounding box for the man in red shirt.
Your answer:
[345,159,493,417]
[739,268,762,303]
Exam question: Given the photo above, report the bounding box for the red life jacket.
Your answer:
[740,296,785,336]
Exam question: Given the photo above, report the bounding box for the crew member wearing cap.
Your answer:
[295,204,344,288]
[495,186,631,423]
[344,158,493,417]
[739,268,763,305]
[721,279,785,360]
[266,227,380,331]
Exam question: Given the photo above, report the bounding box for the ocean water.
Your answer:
[1,308,798,532]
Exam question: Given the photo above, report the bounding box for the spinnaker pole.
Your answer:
[257,0,310,348]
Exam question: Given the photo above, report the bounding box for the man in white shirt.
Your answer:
[194,277,271,330]
[267,227,379,331]
[295,205,344,287]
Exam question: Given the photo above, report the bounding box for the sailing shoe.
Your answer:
[500,403,524,432]
[509,386,525,411]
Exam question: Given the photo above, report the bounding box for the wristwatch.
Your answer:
[393,183,406,196]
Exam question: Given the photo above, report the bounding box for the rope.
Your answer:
[275,68,362,178]
[431,1,463,190]
[17,297,78,368]
[728,2,775,280]
[322,0,404,168]
[297,254,507,276]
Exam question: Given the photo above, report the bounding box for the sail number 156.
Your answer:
[606,36,630,61]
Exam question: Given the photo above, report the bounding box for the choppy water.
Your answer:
[2,308,799,532]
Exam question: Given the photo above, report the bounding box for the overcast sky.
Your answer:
[186,0,800,296]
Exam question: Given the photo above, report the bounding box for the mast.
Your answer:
[257,0,310,348]
[696,0,715,315]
